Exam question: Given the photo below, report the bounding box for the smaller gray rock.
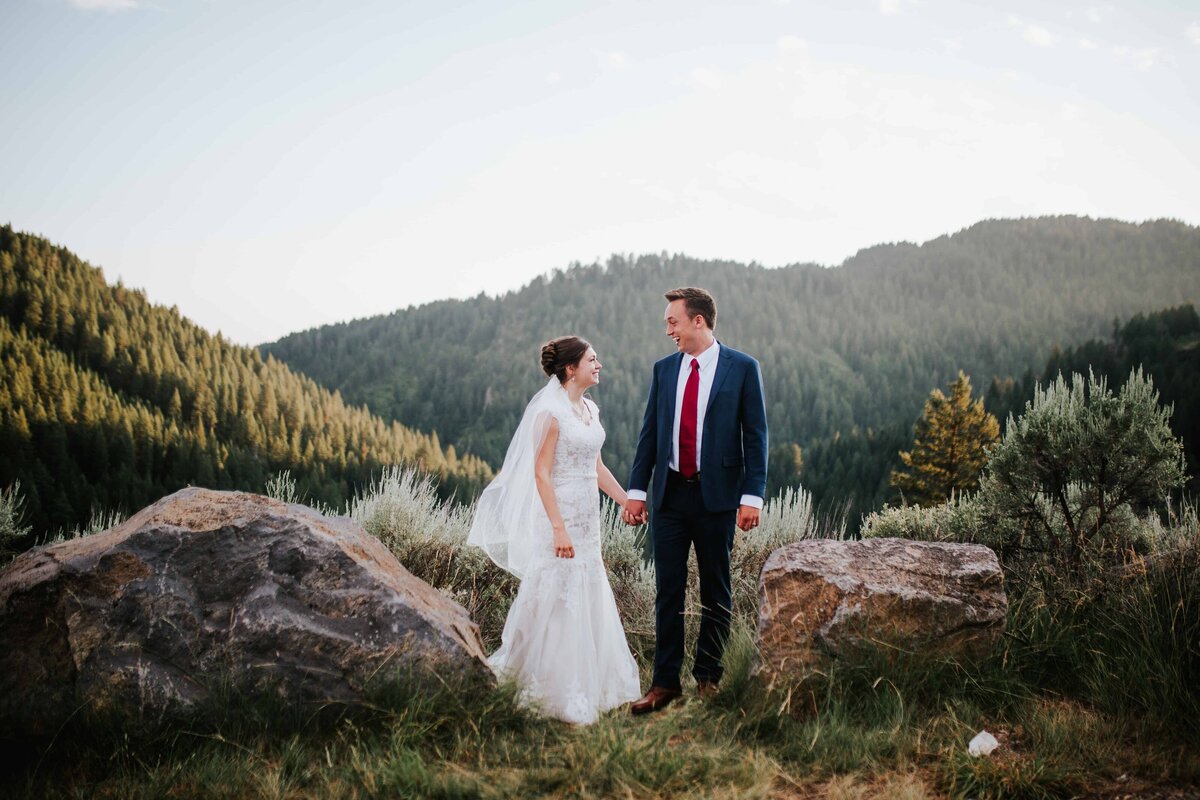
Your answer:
[756,537,1006,682]
[0,488,491,735]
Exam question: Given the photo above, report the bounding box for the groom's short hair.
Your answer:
[665,287,717,330]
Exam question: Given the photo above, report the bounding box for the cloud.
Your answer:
[1112,45,1162,71]
[689,67,726,91]
[69,0,139,9]
[599,51,630,71]
[545,71,562,86]
[878,0,924,16]
[1078,38,1098,50]
[1079,4,1117,23]
[937,37,963,53]
[599,42,1117,256]
[1007,15,1056,48]
[106,17,1197,341]
[777,35,807,54]
[1186,23,1200,45]
[1022,24,1056,47]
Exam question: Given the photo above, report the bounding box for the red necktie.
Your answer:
[679,358,700,478]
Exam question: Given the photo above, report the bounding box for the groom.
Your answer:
[623,287,768,714]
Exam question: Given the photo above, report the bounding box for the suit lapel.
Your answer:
[705,345,733,414]
[663,352,683,429]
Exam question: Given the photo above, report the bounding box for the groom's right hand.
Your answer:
[622,499,648,526]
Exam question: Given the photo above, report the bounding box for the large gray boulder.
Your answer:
[757,537,1006,682]
[0,488,490,734]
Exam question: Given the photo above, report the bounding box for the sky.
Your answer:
[2,0,1198,345]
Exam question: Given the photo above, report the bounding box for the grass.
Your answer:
[8,641,1196,798]
[4,633,1198,798]
[3,470,1199,798]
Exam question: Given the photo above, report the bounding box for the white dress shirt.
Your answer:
[628,340,763,510]
[669,340,720,474]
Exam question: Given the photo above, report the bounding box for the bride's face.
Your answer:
[569,347,602,389]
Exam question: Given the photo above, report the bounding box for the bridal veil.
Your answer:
[467,376,568,579]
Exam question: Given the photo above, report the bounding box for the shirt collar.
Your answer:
[688,340,720,372]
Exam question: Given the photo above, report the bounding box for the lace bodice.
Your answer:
[523,397,605,565]
[551,398,605,484]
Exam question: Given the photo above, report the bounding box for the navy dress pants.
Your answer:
[651,471,738,690]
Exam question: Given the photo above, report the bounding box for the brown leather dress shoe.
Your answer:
[630,686,682,715]
[697,680,719,699]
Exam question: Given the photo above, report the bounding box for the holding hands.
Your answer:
[623,500,759,532]
[622,499,648,526]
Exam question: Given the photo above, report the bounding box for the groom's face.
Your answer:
[664,299,707,355]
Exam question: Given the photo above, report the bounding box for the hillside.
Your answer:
[0,226,491,536]
[264,216,1200,517]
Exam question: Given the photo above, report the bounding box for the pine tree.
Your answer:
[890,371,999,506]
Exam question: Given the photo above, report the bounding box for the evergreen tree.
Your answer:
[0,226,491,538]
[6,217,1200,534]
[891,371,999,506]
[263,216,1200,519]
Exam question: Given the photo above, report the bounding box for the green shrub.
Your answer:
[863,370,1198,729]
[981,368,1184,567]
[0,481,30,557]
[1000,516,1200,723]
[862,492,986,543]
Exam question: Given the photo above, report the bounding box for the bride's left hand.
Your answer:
[553,526,575,558]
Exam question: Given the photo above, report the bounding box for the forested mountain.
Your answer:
[0,226,491,536]
[264,216,1200,521]
[987,303,1200,491]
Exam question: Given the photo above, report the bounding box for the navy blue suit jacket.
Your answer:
[628,343,768,512]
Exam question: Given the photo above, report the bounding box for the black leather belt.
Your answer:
[668,469,701,484]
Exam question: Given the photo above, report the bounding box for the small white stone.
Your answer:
[968,730,1000,757]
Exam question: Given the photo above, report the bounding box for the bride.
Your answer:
[468,336,641,724]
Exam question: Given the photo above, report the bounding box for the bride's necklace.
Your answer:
[569,398,592,425]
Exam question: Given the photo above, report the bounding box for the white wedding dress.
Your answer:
[486,398,642,724]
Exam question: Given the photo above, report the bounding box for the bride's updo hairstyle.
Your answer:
[540,336,591,384]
